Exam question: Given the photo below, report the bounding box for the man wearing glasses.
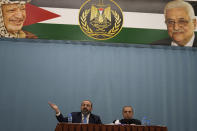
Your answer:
[48,100,102,124]
[153,0,197,47]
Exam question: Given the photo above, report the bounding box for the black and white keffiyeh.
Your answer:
[0,0,31,38]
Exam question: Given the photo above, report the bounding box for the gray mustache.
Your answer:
[172,30,184,33]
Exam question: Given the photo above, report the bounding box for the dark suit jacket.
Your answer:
[152,36,197,47]
[56,112,102,124]
[113,119,141,125]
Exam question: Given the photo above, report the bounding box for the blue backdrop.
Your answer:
[0,39,197,131]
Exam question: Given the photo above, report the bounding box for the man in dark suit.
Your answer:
[48,100,102,124]
[152,0,197,47]
[113,106,141,125]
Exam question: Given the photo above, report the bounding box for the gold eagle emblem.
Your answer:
[79,0,123,40]
[90,5,111,23]
[90,5,111,31]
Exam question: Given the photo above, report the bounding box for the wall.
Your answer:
[0,39,197,131]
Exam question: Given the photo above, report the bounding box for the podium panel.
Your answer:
[55,123,168,131]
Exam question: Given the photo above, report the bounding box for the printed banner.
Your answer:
[1,0,197,47]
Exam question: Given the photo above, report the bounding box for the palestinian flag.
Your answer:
[23,0,197,44]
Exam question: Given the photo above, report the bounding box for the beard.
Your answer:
[81,108,90,116]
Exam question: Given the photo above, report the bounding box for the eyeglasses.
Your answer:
[165,19,190,27]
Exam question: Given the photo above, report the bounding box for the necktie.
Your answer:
[83,116,87,124]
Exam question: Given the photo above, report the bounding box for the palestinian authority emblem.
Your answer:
[79,0,123,40]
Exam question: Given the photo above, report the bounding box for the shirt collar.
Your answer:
[82,113,90,117]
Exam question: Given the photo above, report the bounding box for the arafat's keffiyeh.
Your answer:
[0,0,30,38]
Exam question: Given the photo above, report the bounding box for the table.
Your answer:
[55,123,168,131]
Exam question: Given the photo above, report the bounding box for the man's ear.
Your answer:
[193,19,197,29]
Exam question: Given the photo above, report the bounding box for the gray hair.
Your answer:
[164,0,196,20]
[122,106,134,113]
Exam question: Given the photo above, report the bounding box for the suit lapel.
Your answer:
[89,114,93,123]
[75,112,82,123]
[192,35,197,47]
